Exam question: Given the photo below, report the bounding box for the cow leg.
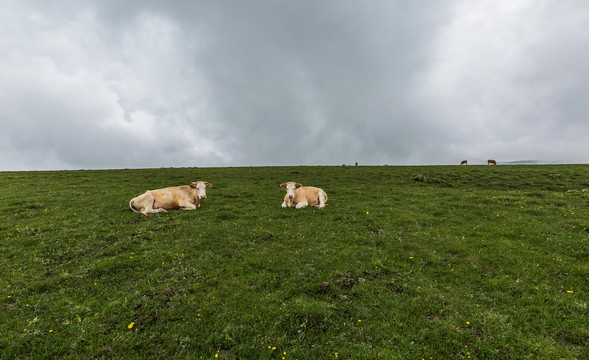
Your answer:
[143,198,168,214]
[140,197,155,215]
[295,201,308,209]
[178,201,197,210]
[143,207,167,215]
[317,194,326,208]
[310,192,327,208]
[283,200,294,208]
[282,196,294,208]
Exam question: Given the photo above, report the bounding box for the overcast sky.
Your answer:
[2,0,588,170]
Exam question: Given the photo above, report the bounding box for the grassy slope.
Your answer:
[0,165,587,359]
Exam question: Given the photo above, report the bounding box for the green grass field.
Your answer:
[1,165,587,359]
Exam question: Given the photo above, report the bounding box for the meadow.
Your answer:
[1,164,587,359]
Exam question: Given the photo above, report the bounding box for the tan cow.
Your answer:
[488,159,497,165]
[281,182,327,209]
[129,181,212,215]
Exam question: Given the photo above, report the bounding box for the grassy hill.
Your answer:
[1,165,588,359]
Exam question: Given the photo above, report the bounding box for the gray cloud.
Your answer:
[1,0,588,170]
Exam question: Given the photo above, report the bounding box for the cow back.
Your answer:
[151,185,198,209]
[295,186,321,205]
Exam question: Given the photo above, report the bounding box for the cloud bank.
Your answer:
[1,0,588,170]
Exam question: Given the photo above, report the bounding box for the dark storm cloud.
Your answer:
[186,1,451,165]
[1,0,588,170]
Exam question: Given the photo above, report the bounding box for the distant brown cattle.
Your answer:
[129,181,212,215]
[355,162,358,166]
[488,159,497,165]
[460,160,468,165]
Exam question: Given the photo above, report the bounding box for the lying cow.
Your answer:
[129,181,212,215]
[280,182,327,209]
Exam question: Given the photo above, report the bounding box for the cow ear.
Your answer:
[295,183,302,189]
[280,183,287,189]
[189,182,197,188]
[206,182,212,188]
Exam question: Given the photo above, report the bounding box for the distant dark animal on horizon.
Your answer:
[488,159,497,165]
[460,160,468,165]
[355,162,358,166]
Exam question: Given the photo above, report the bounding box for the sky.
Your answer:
[2,0,589,171]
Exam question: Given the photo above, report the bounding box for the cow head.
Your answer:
[190,181,213,199]
[280,182,302,200]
